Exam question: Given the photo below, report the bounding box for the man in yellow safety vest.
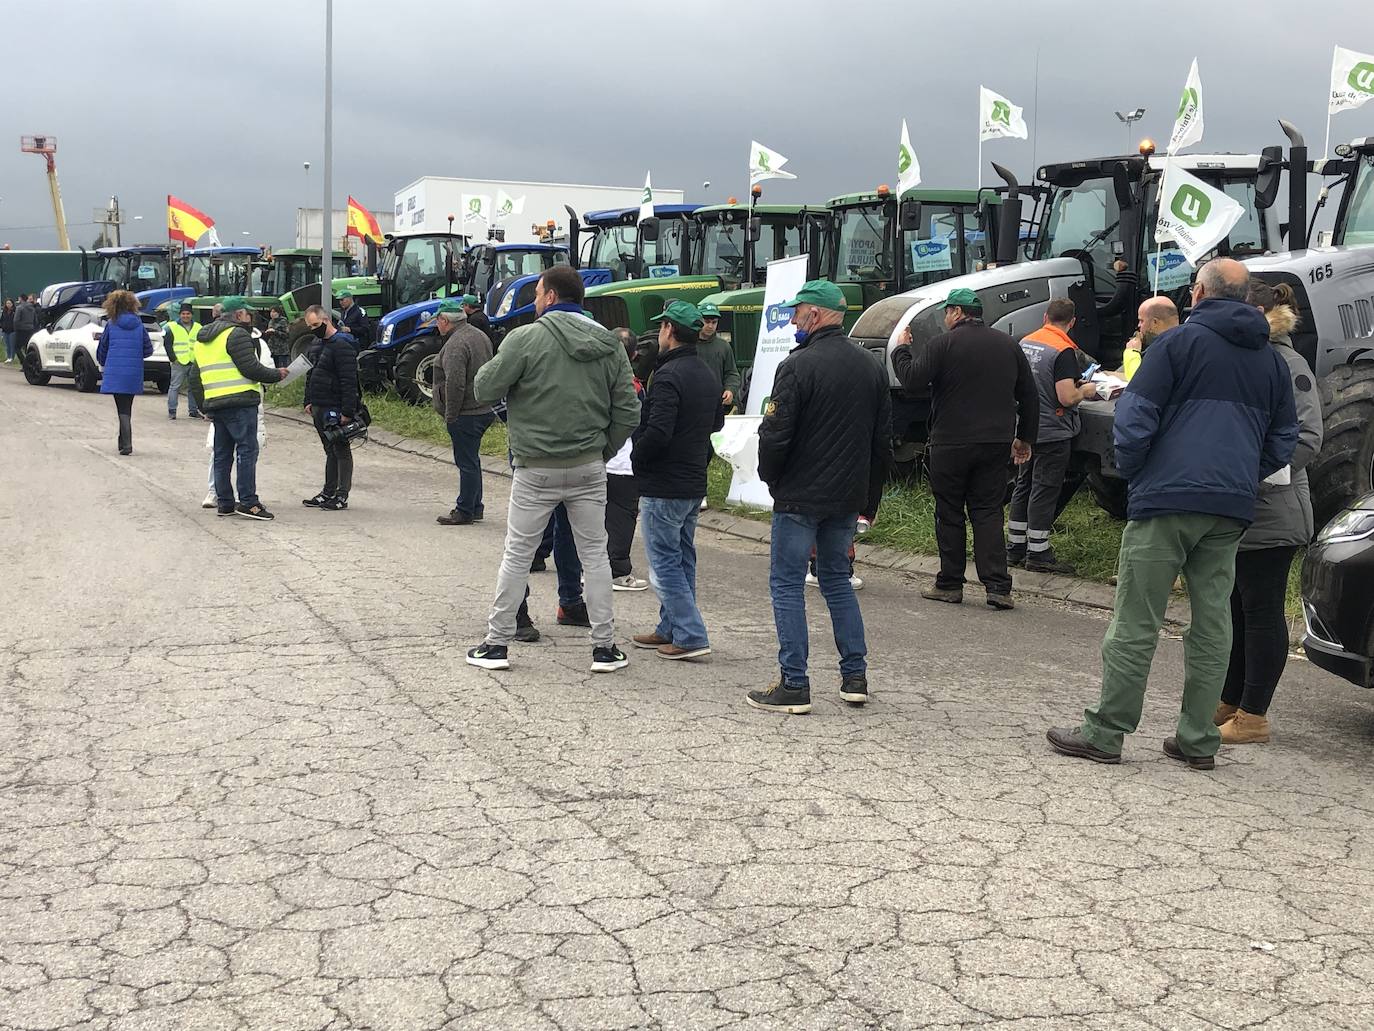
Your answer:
[189,296,288,520]
[163,302,203,420]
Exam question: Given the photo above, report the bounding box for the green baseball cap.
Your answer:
[338,289,353,299]
[460,294,481,307]
[435,299,464,315]
[697,301,720,319]
[220,296,250,314]
[650,299,705,332]
[780,280,846,312]
[938,287,983,310]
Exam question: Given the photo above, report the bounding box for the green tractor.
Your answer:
[582,202,812,338]
[701,184,1022,407]
[271,248,376,321]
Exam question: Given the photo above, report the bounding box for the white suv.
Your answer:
[22,306,169,394]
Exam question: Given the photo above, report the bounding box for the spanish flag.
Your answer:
[346,196,384,245]
[167,195,215,246]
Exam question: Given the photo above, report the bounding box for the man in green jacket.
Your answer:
[695,302,740,412]
[467,265,640,674]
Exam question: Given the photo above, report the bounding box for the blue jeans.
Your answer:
[448,412,494,517]
[770,511,867,687]
[3,331,15,361]
[640,496,709,650]
[168,360,199,416]
[211,406,260,508]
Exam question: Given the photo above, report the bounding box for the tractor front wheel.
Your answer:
[394,336,442,405]
[1310,363,1374,530]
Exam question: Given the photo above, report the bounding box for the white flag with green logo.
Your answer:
[898,120,922,194]
[461,194,491,225]
[494,189,524,222]
[749,140,797,186]
[638,171,654,225]
[1330,45,1374,113]
[1154,163,1243,266]
[1167,59,1204,155]
[978,87,1028,141]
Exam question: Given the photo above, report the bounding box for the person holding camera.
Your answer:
[301,305,361,511]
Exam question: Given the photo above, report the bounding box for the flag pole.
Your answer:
[977,135,983,191]
[1323,112,1332,162]
[1152,160,1167,297]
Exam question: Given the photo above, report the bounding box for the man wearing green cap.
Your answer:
[694,302,740,413]
[336,289,370,345]
[629,300,724,660]
[748,280,891,715]
[431,299,495,525]
[460,294,493,341]
[891,286,1038,609]
[190,297,289,520]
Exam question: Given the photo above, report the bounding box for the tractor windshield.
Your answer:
[383,236,457,308]
[183,254,253,296]
[902,205,990,287]
[834,204,894,283]
[494,249,567,282]
[1040,178,1123,296]
[589,226,639,280]
[694,216,803,281]
[1340,151,1374,246]
[122,254,171,287]
[643,217,689,274]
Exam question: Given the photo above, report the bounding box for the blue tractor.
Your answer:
[38,245,183,323]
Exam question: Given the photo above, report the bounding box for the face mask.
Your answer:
[793,311,814,344]
[312,324,328,338]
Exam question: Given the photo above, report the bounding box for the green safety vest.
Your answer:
[167,320,201,364]
[190,326,261,402]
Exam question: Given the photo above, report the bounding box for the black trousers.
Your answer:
[112,393,134,452]
[927,442,1011,595]
[1221,545,1298,716]
[313,409,354,498]
[606,473,641,578]
[1008,438,1072,557]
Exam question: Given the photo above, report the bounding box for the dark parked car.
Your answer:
[1301,491,1374,688]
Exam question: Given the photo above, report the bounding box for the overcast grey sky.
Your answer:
[2,0,1370,251]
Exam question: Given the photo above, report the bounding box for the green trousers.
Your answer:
[1081,513,1246,757]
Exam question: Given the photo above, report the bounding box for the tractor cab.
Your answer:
[570,204,699,281]
[463,241,569,303]
[40,246,179,323]
[378,231,468,314]
[269,249,355,298]
[181,246,262,298]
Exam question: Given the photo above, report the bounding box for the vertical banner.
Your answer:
[722,253,810,508]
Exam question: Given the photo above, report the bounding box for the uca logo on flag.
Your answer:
[1171,184,1212,228]
[1351,62,1374,94]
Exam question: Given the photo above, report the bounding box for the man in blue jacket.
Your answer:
[1047,258,1298,769]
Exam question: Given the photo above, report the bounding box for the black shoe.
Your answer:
[118,447,132,456]
[437,508,473,525]
[466,643,510,670]
[1026,554,1077,575]
[839,675,869,705]
[320,495,348,511]
[557,603,591,628]
[986,593,1015,610]
[235,503,274,521]
[530,555,548,572]
[1163,737,1216,770]
[590,645,629,672]
[747,678,812,715]
[1007,548,1027,568]
[303,493,331,508]
[1045,726,1121,764]
[921,586,963,604]
[514,623,541,643]
[167,411,176,421]
[217,505,236,517]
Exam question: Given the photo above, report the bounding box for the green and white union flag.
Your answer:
[749,141,797,186]
[495,189,524,221]
[978,87,1028,142]
[461,194,491,224]
[1330,45,1374,114]
[1155,163,1243,266]
[1168,58,1204,155]
[638,172,654,225]
[898,120,922,194]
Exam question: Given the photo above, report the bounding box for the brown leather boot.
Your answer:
[1219,709,1270,744]
[1213,703,1239,726]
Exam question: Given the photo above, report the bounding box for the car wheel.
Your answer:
[1309,363,1374,530]
[72,352,99,393]
[21,347,51,386]
[394,334,441,405]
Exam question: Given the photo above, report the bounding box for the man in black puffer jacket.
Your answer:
[630,301,724,661]
[749,280,892,716]
[301,305,360,511]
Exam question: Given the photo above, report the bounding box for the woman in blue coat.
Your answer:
[95,290,154,455]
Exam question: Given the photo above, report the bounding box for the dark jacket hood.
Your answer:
[1186,298,1270,351]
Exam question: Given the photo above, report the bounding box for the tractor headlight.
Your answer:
[1316,508,1374,545]
[380,323,393,346]
[496,289,515,318]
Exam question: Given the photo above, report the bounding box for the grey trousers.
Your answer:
[487,461,616,647]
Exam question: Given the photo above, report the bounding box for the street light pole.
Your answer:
[1115,108,1146,153]
[322,0,333,310]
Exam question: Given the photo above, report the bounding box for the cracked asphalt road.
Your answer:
[2,367,1373,1031]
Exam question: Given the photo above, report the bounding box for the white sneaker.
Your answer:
[611,574,649,592]
[850,574,865,591]
[700,498,708,511]
[201,490,217,509]
[856,516,872,535]
[805,572,819,587]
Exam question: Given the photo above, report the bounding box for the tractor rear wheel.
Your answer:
[1086,469,1129,521]
[394,336,442,405]
[1310,363,1374,530]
